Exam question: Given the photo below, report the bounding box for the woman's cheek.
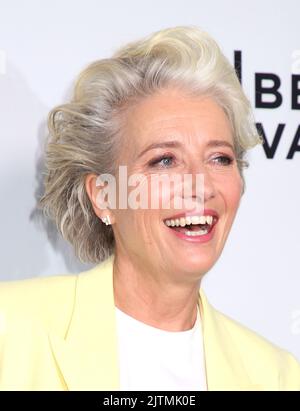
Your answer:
[146,175,173,210]
[227,174,243,209]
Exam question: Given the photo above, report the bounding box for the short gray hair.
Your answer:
[39,26,262,264]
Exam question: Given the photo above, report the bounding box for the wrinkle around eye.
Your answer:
[147,154,177,169]
[211,156,234,166]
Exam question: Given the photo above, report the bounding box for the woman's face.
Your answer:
[111,88,243,281]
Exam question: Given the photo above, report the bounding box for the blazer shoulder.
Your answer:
[0,272,78,335]
[213,307,300,389]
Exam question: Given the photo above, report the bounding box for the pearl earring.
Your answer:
[101,215,111,225]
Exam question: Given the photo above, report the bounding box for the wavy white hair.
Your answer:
[39,26,262,263]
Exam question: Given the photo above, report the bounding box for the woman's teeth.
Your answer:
[185,228,209,236]
[165,215,213,227]
[164,215,215,237]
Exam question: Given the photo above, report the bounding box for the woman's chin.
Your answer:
[167,252,217,280]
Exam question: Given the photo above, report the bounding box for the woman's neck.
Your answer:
[113,253,201,332]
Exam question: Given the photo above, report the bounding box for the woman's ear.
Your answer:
[85,173,115,224]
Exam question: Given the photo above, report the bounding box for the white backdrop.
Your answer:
[0,0,299,360]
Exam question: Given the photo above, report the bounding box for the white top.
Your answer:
[115,304,207,391]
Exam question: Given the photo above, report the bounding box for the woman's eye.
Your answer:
[149,155,175,168]
[211,155,234,166]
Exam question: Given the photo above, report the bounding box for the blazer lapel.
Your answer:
[199,288,260,390]
[49,255,119,390]
[49,255,258,390]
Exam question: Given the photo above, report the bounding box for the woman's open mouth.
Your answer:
[163,211,218,242]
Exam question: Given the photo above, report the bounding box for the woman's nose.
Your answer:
[203,173,216,202]
[189,163,216,204]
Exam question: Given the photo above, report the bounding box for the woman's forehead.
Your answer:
[122,91,233,154]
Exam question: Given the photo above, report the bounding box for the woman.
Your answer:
[0,26,299,391]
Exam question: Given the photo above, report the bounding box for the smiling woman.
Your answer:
[0,26,300,391]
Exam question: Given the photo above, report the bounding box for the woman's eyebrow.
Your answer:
[137,140,182,158]
[206,139,235,151]
[137,139,234,159]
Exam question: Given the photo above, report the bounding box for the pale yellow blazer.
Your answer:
[0,255,299,391]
